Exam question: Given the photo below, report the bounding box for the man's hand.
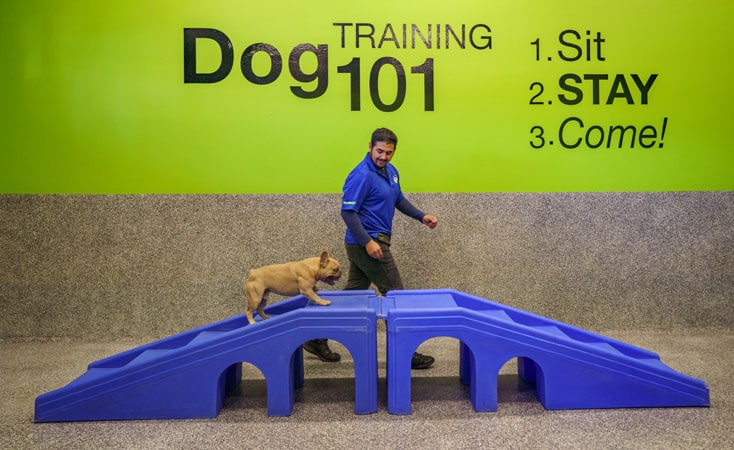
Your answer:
[422,215,438,229]
[366,239,384,259]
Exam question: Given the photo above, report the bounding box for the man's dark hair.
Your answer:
[371,127,398,147]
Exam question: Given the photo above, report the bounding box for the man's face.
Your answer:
[369,141,395,169]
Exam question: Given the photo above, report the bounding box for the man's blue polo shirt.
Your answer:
[342,152,404,245]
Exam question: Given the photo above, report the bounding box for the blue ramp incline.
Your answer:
[34,291,380,422]
[383,289,710,414]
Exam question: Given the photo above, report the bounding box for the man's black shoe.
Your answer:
[303,339,341,362]
[411,352,435,370]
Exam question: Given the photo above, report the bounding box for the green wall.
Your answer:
[2,1,731,193]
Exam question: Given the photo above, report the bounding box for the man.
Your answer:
[303,127,438,369]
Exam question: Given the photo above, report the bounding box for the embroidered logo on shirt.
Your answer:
[393,175,399,184]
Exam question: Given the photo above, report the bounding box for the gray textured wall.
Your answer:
[1,192,732,339]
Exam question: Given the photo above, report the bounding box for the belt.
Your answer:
[376,233,391,246]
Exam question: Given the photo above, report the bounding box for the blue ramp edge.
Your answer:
[34,290,380,422]
[383,289,710,414]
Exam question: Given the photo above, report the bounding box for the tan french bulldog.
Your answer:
[243,248,341,325]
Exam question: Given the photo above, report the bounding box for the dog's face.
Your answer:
[318,249,342,285]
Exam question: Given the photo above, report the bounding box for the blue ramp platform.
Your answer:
[35,289,709,421]
[383,289,710,414]
[34,290,380,422]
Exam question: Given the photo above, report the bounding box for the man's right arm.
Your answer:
[341,209,372,246]
[341,209,384,259]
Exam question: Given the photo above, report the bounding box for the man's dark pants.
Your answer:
[344,242,403,294]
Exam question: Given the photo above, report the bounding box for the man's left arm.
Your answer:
[396,198,438,229]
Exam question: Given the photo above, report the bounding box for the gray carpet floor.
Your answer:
[2,328,731,449]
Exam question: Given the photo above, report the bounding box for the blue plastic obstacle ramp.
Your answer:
[383,289,710,415]
[34,290,380,422]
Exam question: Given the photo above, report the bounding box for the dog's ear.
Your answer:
[319,248,330,267]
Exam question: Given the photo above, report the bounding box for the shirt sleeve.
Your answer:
[396,197,425,222]
[341,171,369,212]
[341,209,373,246]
